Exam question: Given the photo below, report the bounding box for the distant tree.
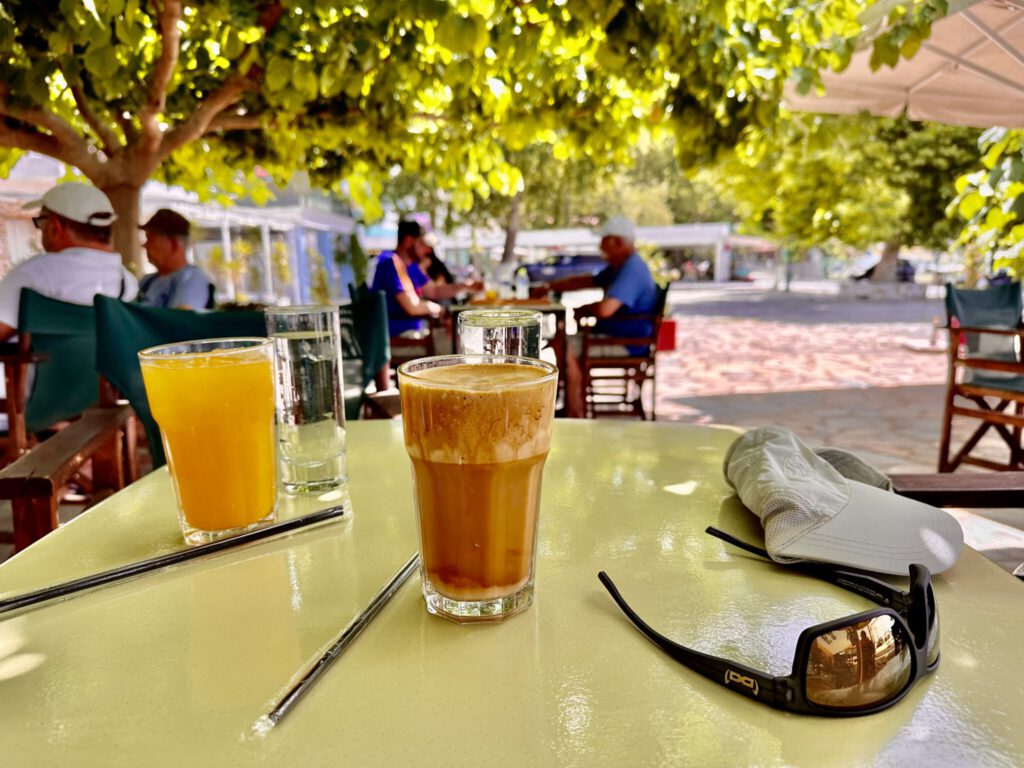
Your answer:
[699,114,980,279]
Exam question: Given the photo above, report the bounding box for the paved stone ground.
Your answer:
[2,280,1022,573]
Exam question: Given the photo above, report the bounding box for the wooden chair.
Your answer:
[939,282,1024,472]
[0,290,137,551]
[579,285,670,420]
[342,287,400,418]
[380,314,441,392]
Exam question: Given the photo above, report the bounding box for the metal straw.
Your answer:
[0,505,349,617]
[264,553,420,728]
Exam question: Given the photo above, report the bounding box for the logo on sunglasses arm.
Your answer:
[724,669,759,697]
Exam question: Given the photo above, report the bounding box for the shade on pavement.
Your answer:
[784,0,1024,128]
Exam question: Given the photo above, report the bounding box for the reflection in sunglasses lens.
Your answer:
[805,615,913,710]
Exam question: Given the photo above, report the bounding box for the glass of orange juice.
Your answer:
[138,338,278,545]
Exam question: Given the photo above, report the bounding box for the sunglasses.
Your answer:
[32,215,49,230]
[598,526,939,716]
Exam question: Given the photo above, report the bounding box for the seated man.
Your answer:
[370,219,443,337]
[0,182,138,341]
[546,216,657,417]
[137,209,215,309]
[370,220,480,337]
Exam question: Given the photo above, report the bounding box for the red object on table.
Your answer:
[657,319,676,351]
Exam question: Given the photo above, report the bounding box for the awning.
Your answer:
[784,0,1024,128]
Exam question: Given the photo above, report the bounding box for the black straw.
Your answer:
[0,505,349,617]
[265,553,420,728]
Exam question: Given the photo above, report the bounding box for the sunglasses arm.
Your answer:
[705,527,908,611]
[598,572,787,708]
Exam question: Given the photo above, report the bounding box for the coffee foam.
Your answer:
[400,363,556,464]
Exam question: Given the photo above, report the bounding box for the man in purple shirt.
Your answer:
[370,220,441,336]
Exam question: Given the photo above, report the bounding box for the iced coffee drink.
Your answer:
[398,355,558,623]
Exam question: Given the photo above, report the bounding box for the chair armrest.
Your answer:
[890,472,1024,507]
[946,325,1024,338]
[0,405,132,498]
[0,341,47,365]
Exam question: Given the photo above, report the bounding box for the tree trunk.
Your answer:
[501,192,521,264]
[870,240,901,283]
[101,184,143,273]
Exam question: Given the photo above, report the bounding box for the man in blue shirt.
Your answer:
[137,209,214,309]
[546,216,658,417]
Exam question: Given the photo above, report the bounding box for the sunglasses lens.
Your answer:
[805,615,913,710]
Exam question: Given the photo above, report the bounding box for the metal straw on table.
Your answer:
[0,505,349,617]
[259,553,420,730]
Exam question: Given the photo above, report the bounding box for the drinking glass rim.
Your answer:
[138,337,272,362]
[458,309,543,326]
[264,304,338,316]
[397,354,558,388]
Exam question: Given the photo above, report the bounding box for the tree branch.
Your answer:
[157,76,255,162]
[116,112,139,144]
[156,1,285,163]
[0,120,102,177]
[70,85,120,154]
[0,97,101,177]
[206,114,265,132]
[140,0,184,150]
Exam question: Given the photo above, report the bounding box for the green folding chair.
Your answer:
[95,297,270,468]
[0,289,135,550]
[94,297,374,468]
[940,281,1024,471]
[345,285,391,390]
[0,289,105,459]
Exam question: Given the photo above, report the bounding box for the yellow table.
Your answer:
[1,422,1022,767]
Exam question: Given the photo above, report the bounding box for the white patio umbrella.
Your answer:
[784,0,1024,128]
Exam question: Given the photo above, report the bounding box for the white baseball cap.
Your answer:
[24,182,117,226]
[724,427,964,575]
[598,215,636,242]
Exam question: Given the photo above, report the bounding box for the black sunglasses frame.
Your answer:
[598,528,938,717]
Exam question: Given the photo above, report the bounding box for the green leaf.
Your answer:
[265,57,290,92]
[222,31,245,61]
[958,191,984,221]
[83,44,119,79]
[1009,156,1024,182]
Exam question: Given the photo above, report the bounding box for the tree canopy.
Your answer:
[953,128,1024,275]
[0,0,955,268]
[696,114,981,271]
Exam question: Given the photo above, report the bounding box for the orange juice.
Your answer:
[140,340,277,541]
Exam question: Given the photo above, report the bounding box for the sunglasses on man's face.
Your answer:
[599,527,939,717]
[32,215,49,230]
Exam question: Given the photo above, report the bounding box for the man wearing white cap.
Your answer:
[0,182,138,341]
[546,215,658,417]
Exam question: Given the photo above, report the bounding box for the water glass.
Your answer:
[458,309,542,358]
[138,338,277,546]
[265,306,348,495]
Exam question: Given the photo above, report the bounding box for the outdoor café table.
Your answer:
[1,421,1022,767]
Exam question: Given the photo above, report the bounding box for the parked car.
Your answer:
[524,254,605,283]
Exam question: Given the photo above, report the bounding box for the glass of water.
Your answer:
[265,306,348,495]
[458,309,542,358]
